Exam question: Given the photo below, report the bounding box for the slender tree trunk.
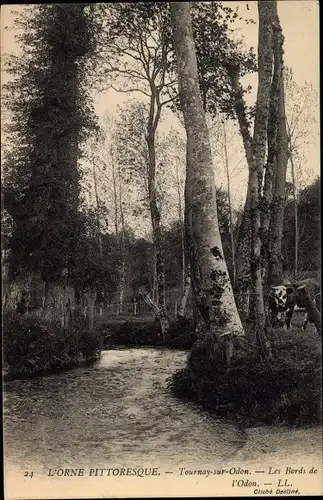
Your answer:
[43,281,56,321]
[111,155,119,240]
[152,252,158,303]
[268,80,289,286]
[175,162,186,292]
[267,7,289,288]
[112,151,127,315]
[146,127,169,338]
[177,242,191,321]
[260,19,282,286]
[234,185,252,321]
[228,67,253,320]
[91,153,104,311]
[170,2,244,363]
[287,128,298,279]
[222,121,236,287]
[248,1,275,357]
[176,160,191,319]
[118,164,126,314]
[91,154,102,255]
[86,286,97,330]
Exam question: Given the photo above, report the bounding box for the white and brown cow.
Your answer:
[269,278,321,330]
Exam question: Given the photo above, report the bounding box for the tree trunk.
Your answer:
[170,2,244,363]
[152,253,158,303]
[43,281,57,321]
[118,165,126,314]
[267,7,289,287]
[222,121,236,287]
[146,129,169,338]
[177,182,191,320]
[248,1,275,357]
[139,287,169,339]
[175,159,186,293]
[91,153,102,255]
[86,287,97,330]
[260,14,283,286]
[177,263,191,320]
[268,80,289,286]
[234,184,252,321]
[228,68,253,320]
[289,145,298,279]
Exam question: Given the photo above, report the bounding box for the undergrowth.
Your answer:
[168,327,322,428]
[3,312,102,379]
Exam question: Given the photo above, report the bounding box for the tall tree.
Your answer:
[247,1,274,348]
[98,4,177,336]
[227,1,287,334]
[3,5,98,316]
[170,2,245,363]
[284,70,319,278]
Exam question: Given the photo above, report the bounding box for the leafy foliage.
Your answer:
[3,5,99,283]
[3,311,101,378]
[92,2,256,117]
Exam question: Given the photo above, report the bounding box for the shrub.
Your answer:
[168,327,322,427]
[3,312,101,378]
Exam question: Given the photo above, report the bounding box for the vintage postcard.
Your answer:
[2,1,321,498]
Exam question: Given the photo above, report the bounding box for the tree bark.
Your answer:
[175,160,186,293]
[118,163,126,314]
[170,2,244,363]
[222,121,236,287]
[177,262,191,320]
[260,13,283,286]
[146,124,169,338]
[227,65,253,320]
[248,1,275,357]
[288,144,298,279]
[177,174,191,320]
[267,7,289,287]
[268,80,289,286]
[86,286,97,330]
[92,153,102,255]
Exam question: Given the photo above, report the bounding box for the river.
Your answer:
[4,348,322,498]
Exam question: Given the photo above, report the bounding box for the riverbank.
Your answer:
[97,316,197,349]
[169,325,322,428]
[3,312,102,379]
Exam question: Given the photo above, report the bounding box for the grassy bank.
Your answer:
[3,312,102,380]
[168,326,322,428]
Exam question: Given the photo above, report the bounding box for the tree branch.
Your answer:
[108,84,150,98]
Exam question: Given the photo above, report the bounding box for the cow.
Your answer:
[269,278,321,330]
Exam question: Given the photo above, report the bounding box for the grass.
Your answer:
[168,319,322,428]
[3,311,102,380]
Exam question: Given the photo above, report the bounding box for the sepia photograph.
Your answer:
[1,1,321,498]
